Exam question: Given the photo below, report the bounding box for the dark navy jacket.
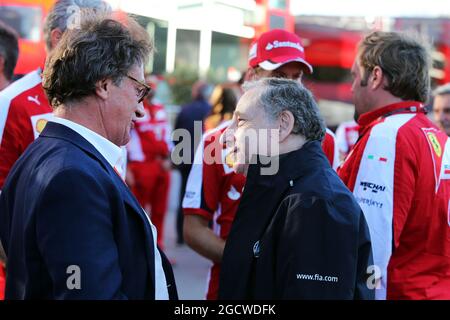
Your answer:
[219,141,374,300]
[0,122,177,299]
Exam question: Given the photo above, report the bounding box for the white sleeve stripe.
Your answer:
[353,113,414,300]
[326,128,339,170]
[182,120,233,210]
[182,133,206,209]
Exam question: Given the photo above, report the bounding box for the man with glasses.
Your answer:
[432,83,450,136]
[127,74,152,103]
[0,0,111,190]
[0,15,177,300]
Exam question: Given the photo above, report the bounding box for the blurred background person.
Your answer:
[0,21,18,91]
[204,83,239,131]
[246,29,339,170]
[335,120,359,162]
[173,80,211,245]
[432,83,450,136]
[0,19,18,301]
[127,75,173,249]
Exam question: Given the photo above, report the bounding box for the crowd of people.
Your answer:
[0,0,449,300]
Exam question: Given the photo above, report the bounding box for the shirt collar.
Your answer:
[50,116,124,171]
[357,101,424,128]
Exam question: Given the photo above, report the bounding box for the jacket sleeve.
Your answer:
[35,168,128,299]
[274,196,374,299]
[354,211,375,300]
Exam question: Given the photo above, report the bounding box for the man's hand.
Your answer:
[184,215,225,263]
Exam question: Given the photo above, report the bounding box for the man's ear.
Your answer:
[95,79,109,101]
[370,66,384,90]
[246,67,258,81]
[50,28,63,50]
[279,110,295,142]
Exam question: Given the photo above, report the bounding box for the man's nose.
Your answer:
[136,102,145,118]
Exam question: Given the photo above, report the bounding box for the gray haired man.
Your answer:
[0,21,18,91]
[219,78,374,299]
[432,83,450,136]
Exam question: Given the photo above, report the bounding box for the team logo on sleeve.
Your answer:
[27,95,41,106]
[31,113,54,139]
[426,132,442,157]
[36,119,48,134]
[422,128,449,191]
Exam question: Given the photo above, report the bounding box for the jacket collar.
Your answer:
[357,101,424,128]
[40,121,150,223]
[40,121,114,169]
[246,140,328,187]
[49,117,123,172]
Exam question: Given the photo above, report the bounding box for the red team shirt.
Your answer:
[336,120,359,158]
[128,101,171,162]
[183,121,339,299]
[338,101,450,299]
[0,69,53,188]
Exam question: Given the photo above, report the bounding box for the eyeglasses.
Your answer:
[127,75,151,103]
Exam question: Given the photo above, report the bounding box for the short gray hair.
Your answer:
[433,83,450,97]
[243,78,326,141]
[43,0,111,50]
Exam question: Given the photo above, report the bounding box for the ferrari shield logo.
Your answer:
[427,132,442,157]
[36,119,48,134]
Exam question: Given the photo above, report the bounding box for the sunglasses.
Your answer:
[127,75,152,103]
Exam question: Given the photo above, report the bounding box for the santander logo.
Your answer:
[265,40,304,52]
